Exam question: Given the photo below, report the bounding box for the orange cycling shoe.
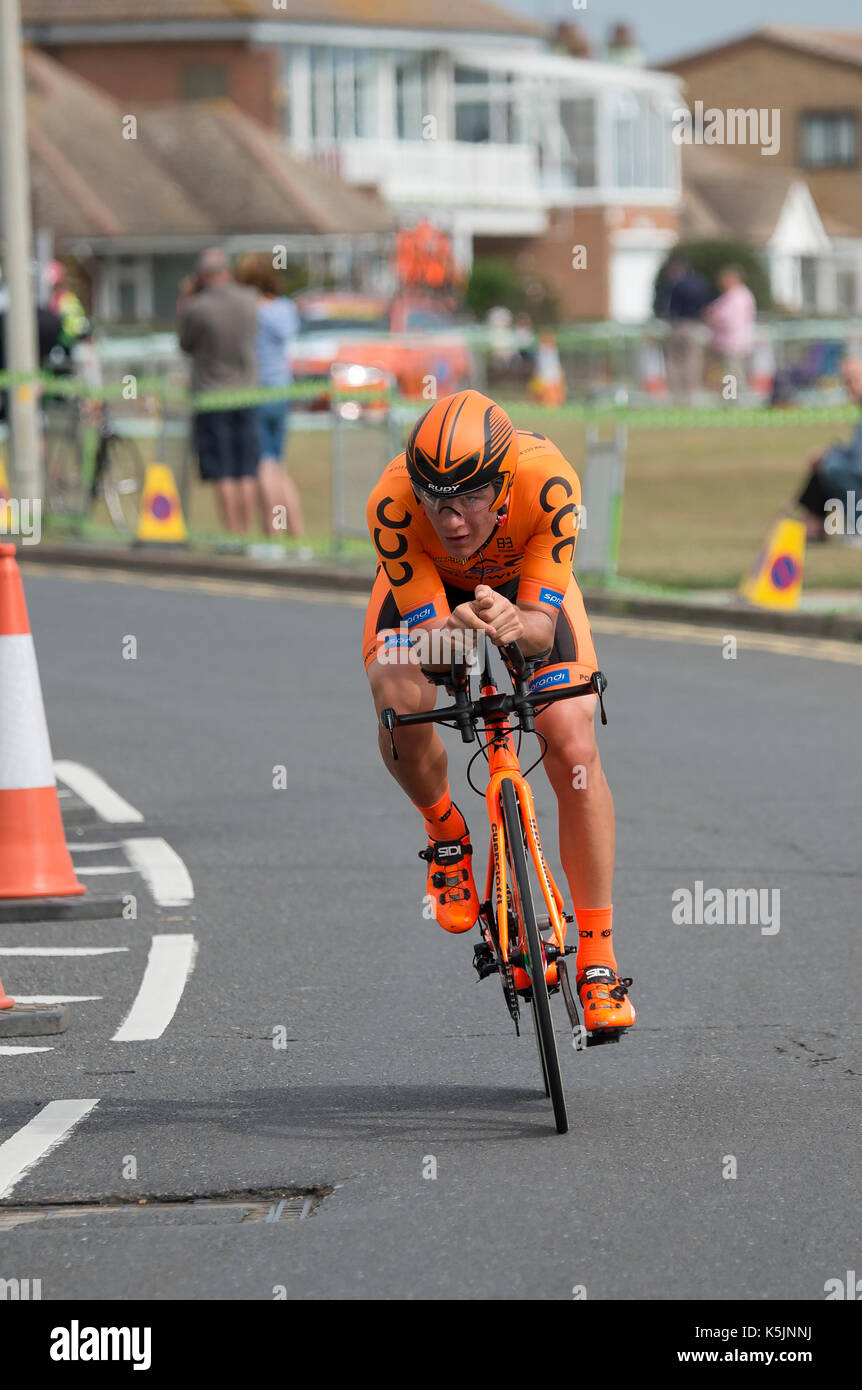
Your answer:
[576,963,636,1033]
[420,834,480,933]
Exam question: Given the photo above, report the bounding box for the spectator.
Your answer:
[233,252,304,541]
[44,260,88,372]
[176,247,259,536]
[657,258,712,404]
[705,265,757,401]
[796,356,862,540]
[0,271,64,421]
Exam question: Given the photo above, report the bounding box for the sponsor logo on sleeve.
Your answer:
[538,586,564,609]
[530,668,571,693]
[404,602,437,628]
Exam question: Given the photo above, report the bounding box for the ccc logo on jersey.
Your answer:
[539,476,578,566]
[374,496,413,587]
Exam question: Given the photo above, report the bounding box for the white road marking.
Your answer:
[29,562,369,609]
[0,1099,99,1199]
[122,838,194,907]
[0,947,128,957]
[53,760,144,823]
[0,1046,53,1056]
[112,934,197,1042]
[74,865,132,876]
[67,842,122,852]
[13,996,102,1004]
[591,614,862,665]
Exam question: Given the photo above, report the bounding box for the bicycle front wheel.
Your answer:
[500,777,568,1135]
[100,433,146,536]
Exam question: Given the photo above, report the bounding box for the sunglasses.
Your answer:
[416,483,496,513]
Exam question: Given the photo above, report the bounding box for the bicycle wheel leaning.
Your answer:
[99,430,147,537]
[500,776,568,1134]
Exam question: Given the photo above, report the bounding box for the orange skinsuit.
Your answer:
[363,429,597,687]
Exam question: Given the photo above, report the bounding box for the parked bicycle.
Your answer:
[43,394,145,536]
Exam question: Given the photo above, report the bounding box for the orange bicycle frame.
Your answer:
[480,671,567,963]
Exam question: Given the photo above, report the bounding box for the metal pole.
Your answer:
[0,0,42,501]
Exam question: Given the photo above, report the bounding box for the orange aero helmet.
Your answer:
[406,390,518,511]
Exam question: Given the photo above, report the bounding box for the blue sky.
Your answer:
[498,0,860,62]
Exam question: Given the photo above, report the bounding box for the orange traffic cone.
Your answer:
[0,972,14,1009]
[0,543,85,899]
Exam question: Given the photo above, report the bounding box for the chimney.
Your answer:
[606,22,643,67]
[553,22,592,60]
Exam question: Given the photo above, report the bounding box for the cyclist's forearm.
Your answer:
[513,608,555,657]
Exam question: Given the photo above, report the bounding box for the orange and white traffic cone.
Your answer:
[0,543,85,900]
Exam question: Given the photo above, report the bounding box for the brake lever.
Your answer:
[591,670,608,725]
[380,706,399,761]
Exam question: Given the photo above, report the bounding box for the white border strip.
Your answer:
[0,1099,99,1199]
[53,761,144,823]
[122,838,194,907]
[0,947,128,957]
[112,935,197,1042]
[13,996,102,1004]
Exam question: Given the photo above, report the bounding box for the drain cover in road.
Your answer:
[0,1191,327,1230]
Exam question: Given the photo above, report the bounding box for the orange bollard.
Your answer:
[0,544,86,899]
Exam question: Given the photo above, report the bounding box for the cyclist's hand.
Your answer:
[470,585,525,646]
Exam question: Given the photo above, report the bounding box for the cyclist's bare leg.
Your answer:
[367,657,448,807]
[367,654,479,931]
[534,693,615,907]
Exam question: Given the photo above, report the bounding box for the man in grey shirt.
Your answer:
[177,248,259,535]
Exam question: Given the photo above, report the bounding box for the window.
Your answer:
[559,97,597,187]
[800,112,857,168]
[612,91,673,190]
[395,52,430,140]
[310,47,381,140]
[181,65,228,101]
[453,65,519,144]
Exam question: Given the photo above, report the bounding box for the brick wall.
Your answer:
[668,38,862,234]
[47,41,280,130]
[476,204,677,321]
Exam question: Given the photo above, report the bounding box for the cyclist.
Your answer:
[363,389,635,1036]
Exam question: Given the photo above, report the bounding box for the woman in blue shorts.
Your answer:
[235,253,305,539]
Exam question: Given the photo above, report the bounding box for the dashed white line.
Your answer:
[0,947,129,957]
[112,934,197,1042]
[73,865,131,876]
[12,996,102,1004]
[122,838,194,907]
[0,1046,53,1056]
[53,761,144,823]
[67,842,122,852]
[0,1099,99,1199]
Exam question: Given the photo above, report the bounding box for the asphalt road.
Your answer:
[1,566,860,1301]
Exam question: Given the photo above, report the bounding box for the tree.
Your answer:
[655,240,772,312]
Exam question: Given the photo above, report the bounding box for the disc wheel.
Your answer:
[500,777,568,1134]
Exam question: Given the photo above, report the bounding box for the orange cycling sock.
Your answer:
[416,789,468,843]
[574,905,617,973]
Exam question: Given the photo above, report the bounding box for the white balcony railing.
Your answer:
[313,139,541,208]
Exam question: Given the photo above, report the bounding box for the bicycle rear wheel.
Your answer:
[500,777,568,1134]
